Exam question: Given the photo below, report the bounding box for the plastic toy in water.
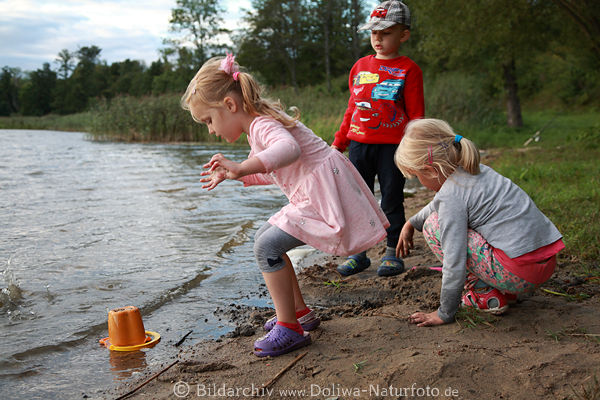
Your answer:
[99,306,160,351]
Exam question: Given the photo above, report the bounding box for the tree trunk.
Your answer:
[503,59,523,128]
[323,2,332,92]
[288,1,298,91]
[290,57,298,91]
[350,0,361,61]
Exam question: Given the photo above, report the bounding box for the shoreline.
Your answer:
[106,189,600,400]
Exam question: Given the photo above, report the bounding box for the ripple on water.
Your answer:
[0,130,286,399]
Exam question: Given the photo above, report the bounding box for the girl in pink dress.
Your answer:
[181,54,389,357]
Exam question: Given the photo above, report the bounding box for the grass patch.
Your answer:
[483,115,600,269]
[541,288,591,302]
[454,307,499,330]
[323,279,347,291]
[570,375,600,400]
[353,360,367,374]
[545,328,566,342]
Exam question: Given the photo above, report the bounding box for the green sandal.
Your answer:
[377,256,405,277]
[336,255,371,276]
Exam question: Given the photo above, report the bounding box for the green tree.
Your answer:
[239,0,315,88]
[19,63,57,116]
[411,0,556,127]
[54,49,75,79]
[52,45,106,114]
[167,0,230,67]
[75,46,107,105]
[107,59,149,97]
[551,0,600,61]
[151,48,196,95]
[238,0,369,88]
[317,0,335,91]
[310,0,368,90]
[0,67,21,116]
[348,0,366,62]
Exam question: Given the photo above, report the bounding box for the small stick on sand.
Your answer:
[115,359,179,400]
[175,330,193,347]
[262,350,309,389]
[569,333,600,337]
[372,312,406,321]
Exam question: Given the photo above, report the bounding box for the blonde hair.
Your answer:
[395,118,480,179]
[181,56,299,128]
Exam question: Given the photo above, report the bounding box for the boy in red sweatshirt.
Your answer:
[332,0,424,277]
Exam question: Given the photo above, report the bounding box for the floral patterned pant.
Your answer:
[422,212,538,294]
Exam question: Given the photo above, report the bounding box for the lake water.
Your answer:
[0,129,420,399]
[0,130,293,399]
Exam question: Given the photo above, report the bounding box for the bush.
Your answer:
[423,70,504,127]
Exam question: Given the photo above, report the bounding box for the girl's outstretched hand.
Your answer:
[200,166,228,190]
[200,153,266,190]
[397,221,415,258]
[203,153,242,178]
[408,311,445,327]
[200,153,243,190]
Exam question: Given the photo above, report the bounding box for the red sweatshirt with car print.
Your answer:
[333,55,424,152]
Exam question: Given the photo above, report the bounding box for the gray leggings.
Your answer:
[254,223,305,273]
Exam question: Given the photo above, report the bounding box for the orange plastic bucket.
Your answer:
[99,306,160,351]
[107,306,146,346]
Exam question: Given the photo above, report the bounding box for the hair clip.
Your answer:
[192,88,196,95]
[219,52,239,80]
[438,141,449,150]
[427,146,433,165]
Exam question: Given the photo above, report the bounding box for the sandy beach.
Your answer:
[108,189,600,400]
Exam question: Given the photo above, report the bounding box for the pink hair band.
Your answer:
[219,52,239,81]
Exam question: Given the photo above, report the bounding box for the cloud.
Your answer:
[0,0,254,72]
[0,0,172,71]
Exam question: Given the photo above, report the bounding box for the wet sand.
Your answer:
[108,189,600,400]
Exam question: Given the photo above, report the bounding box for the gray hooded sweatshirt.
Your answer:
[409,164,562,322]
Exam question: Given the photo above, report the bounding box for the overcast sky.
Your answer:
[0,0,252,72]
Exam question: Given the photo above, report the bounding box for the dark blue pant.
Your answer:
[348,141,405,249]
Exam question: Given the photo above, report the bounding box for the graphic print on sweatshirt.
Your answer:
[349,68,407,135]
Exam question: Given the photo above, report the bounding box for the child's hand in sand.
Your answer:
[397,221,415,258]
[409,311,444,327]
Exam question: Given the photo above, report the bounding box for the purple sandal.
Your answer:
[254,325,311,357]
[263,309,321,332]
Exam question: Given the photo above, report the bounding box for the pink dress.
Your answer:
[240,116,389,256]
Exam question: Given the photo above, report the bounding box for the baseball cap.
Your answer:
[359,0,411,31]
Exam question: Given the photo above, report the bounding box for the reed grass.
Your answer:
[87,95,214,142]
[0,112,93,132]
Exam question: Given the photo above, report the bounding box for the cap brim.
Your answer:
[358,20,398,31]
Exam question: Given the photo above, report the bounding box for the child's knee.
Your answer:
[253,234,286,273]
